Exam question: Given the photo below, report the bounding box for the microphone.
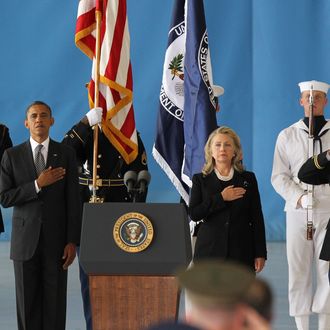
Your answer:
[124,171,137,193]
[137,170,151,194]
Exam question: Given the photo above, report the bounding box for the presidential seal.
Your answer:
[113,212,154,253]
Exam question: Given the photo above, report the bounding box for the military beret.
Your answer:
[177,260,255,309]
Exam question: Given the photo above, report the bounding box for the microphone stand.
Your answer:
[306,85,314,240]
[129,188,145,203]
[131,190,137,203]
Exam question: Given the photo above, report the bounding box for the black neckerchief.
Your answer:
[303,115,327,136]
[303,116,329,153]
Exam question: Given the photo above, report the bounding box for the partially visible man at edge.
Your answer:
[0,123,13,234]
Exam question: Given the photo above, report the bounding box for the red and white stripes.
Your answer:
[76,0,138,164]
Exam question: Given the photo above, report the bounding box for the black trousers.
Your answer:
[13,231,68,330]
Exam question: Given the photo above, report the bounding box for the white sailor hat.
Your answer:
[298,80,329,94]
[212,85,224,97]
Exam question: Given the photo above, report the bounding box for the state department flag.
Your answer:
[153,0,219,204]
[182,0,218,188]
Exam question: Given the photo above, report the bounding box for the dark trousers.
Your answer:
[13,234,67,330]
[77,247,93,330]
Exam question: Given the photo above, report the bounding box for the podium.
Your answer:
[79,203,192,330]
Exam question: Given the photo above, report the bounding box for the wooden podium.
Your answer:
[79,203,192,330]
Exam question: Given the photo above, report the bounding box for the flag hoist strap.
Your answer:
[79,177,124,187]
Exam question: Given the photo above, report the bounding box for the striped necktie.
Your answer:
[35,144,45,176]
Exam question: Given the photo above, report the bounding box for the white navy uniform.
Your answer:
[272,118,330,329]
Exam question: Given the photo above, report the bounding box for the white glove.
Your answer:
[300,194,316,209]
[86,107,103,126]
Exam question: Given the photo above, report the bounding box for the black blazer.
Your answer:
[0,124,13,233]
[189,170,267,269]
[298,151,330,260]
[0,139,81,261]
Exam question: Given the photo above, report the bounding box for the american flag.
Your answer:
[75,0,138,164]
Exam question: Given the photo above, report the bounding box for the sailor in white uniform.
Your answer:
[271,80,330,330]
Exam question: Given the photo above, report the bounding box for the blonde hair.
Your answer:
[202,126,244,175]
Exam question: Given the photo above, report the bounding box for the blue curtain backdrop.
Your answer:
[1,0,330,241]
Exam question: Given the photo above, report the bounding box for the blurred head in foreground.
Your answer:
[177,260,272,330]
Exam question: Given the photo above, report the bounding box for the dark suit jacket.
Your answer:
[62,121,148,203]
[298,151,330,260]
[0,124,13,233]
[189,170,267,269]
[0,139,81,261]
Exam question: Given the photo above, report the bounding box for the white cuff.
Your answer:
[34,180,41,193]
[86,107,103,126]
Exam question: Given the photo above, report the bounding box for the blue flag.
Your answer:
[152,0,189,203]
[153,0,220,204]
[182,0,219,188]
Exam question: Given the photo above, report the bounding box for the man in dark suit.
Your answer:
[0,123,13,234]
[0,101,81,330]
[298,150,330,270]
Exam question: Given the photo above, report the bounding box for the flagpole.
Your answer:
[90,6,103,203]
